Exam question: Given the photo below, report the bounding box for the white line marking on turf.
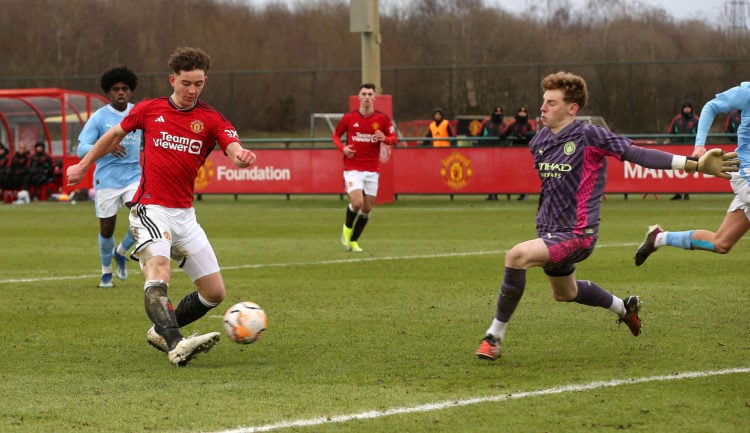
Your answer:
[0,250,508,284]
[0,274,104,284]
[220,242,640,272]
[0,242,641,285]
[213,367,750,433]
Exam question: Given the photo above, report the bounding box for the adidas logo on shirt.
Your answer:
[155,116,165,123]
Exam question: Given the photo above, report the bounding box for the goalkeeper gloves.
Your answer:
[685,148,740,179]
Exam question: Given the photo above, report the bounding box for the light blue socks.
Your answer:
[665,230,715,251]
[98,234,115,268]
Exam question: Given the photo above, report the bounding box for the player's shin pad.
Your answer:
[144,283,179,333]
[692,149,740,179]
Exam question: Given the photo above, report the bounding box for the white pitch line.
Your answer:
[0,242,640,285]
[213,367,750,433]
[0,273,104,284]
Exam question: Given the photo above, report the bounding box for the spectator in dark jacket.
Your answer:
[506,106,536,146]
[667,101,699,200]
[10,142,31,191]
[29,141,54,188]
[668,101,700,141]
[480,106,507,146]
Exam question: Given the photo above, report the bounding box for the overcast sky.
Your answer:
[243,0,729,25]
[523,0,723,23]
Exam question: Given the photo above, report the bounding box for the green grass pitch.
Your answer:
[0,194,747,433]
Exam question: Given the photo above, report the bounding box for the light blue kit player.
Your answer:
[77,66,142,288]
[635,82,750,265]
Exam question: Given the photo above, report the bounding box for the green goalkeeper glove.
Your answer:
[686,148,740,179]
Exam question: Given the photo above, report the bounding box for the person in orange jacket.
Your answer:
[423,107,454,147]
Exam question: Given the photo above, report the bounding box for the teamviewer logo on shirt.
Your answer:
[153,131,203,154]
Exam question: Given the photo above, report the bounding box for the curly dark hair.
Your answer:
[100,66,138,93]
[168,47,211,74]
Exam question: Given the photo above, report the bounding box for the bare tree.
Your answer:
[0,0,748,133]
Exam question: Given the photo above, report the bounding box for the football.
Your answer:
[223,301,267,344]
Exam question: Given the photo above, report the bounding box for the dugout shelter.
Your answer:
[0,88,107,193]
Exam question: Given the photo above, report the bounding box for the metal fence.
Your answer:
[2,58,748,134]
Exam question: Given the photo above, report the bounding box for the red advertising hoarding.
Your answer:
[193,144,735,196]
[194,148,345,194]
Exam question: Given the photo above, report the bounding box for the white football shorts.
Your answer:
[729,172,750,222]
[129,204,220,281]
[343,170,379,197]
[95,181,139,218]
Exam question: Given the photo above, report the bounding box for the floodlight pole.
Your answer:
[350,0,382,93]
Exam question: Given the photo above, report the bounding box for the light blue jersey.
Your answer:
[77,103,142,189]
[695,82,750,182]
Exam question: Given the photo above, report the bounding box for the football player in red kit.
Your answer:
[67,47,257,366]
[333,83,397,252]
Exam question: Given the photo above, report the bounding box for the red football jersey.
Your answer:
[333,109,396,172]
[121,97,240,208]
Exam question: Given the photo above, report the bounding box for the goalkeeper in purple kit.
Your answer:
[476,72,739,361]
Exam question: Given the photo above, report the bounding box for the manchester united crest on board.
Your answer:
[194,159,214,191]
[468,119,482,136]
[440,152,472,190]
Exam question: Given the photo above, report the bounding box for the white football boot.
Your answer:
[146,326,169,353]
[167,332,220,367]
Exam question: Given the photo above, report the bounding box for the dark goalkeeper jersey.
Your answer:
[530,121,633,235]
